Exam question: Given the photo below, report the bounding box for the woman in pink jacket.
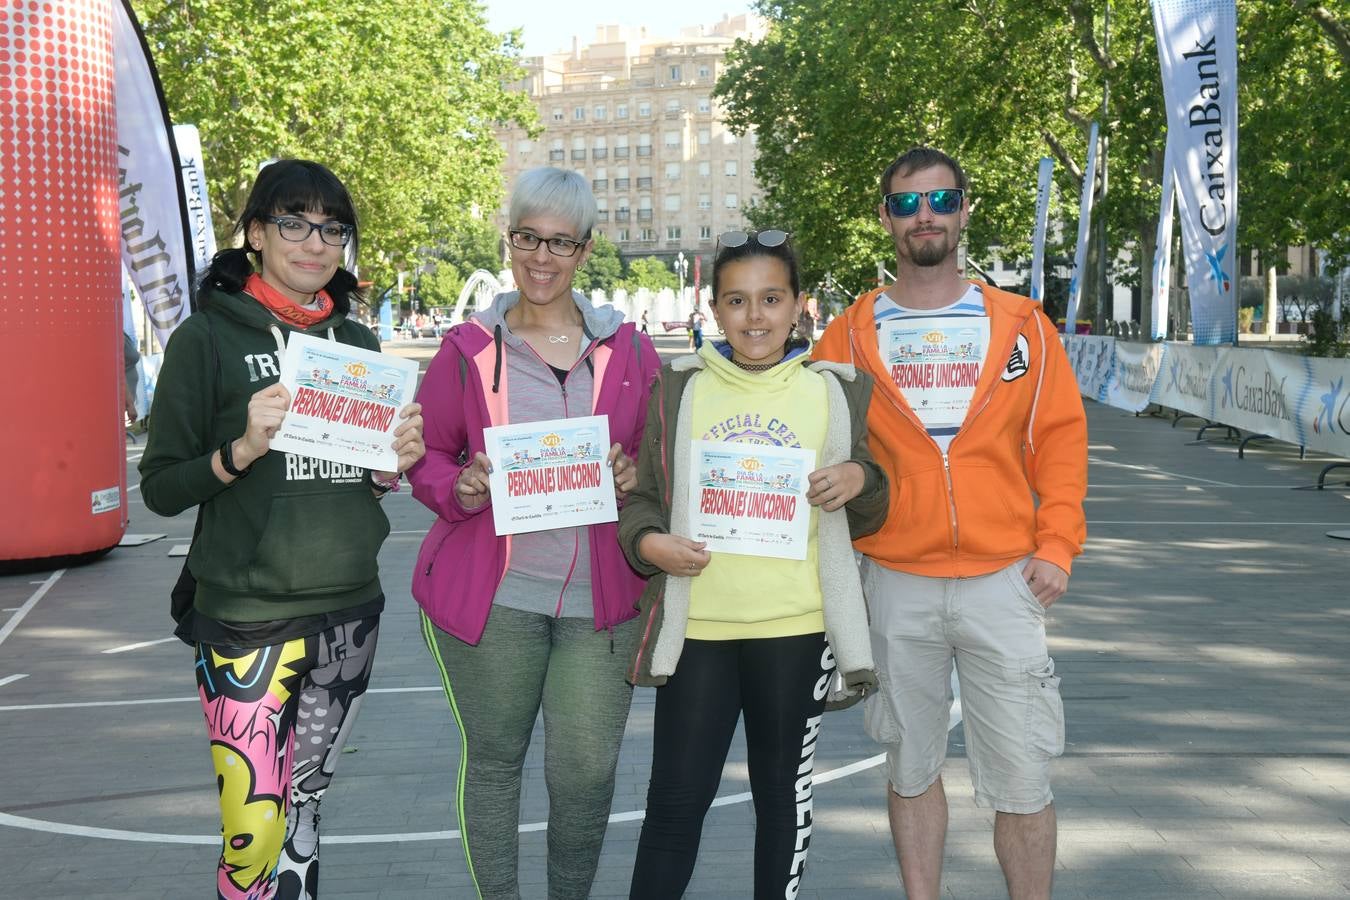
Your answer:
[408,167,660,899]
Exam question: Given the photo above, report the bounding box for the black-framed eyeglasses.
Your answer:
[509,229,587,258]
[266,215,354,246]
[717,229,790,249]
[883,189,964,218]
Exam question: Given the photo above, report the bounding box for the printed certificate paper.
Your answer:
[688,441,815,560]
[485,416,617,536]
[879,316,990,429]
[271,332,419,471]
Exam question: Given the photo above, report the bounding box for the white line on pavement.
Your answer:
[0,674,29,688]
[1088,456,1236,486]
[102,637,178,655]
[0,569,64,650]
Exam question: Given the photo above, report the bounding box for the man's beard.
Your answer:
[904,226,958,267]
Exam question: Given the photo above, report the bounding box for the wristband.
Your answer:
[371,472,401,493]
[219,440,253,479]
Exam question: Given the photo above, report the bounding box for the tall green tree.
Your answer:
[133,0,535,287]
[573,233,624,293]
[622,257,680,293]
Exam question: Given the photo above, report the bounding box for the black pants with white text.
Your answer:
[630,633,833,900]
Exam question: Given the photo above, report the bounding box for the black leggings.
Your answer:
[631,633,833,900]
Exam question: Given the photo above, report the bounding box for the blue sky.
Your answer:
[483,0,754,57]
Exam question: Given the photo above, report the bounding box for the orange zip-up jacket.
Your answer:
[812,283,1087,577]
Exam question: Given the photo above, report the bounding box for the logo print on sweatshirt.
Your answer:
[1002,334,1030,382]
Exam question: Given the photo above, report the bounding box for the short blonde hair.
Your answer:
[509,167,597,238]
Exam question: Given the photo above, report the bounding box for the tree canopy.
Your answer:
[134,0,535,288]
[716,0,1347,318]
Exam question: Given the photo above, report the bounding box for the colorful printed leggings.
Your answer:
[194,615,379,900]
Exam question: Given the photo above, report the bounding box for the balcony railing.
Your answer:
[592,179,608,191]
[637,210,653,222]
[615,210,631,222]
[596,211,610,222]
[592,148,607,159]
[614,178,630,190]
[571,149,586,160]
[636,177,652,190]
[613,147,630,158]
[549,150,565,161]
[636,146,652,157]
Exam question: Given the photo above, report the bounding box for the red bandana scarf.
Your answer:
[244,273,335,328]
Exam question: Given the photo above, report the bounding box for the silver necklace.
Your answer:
[547,335,570,343]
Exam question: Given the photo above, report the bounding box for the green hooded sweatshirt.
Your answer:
[139,289,390,622]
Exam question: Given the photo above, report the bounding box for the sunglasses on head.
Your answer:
[883,188,964,218]
[717,229,790,249]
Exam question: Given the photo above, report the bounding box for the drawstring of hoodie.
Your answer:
[269,324,337,367]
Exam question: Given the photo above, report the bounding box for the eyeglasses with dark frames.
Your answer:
[265,215,354,246]
[882,189,964,218]
[509,229,587,258]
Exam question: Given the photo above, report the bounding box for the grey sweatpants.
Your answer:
[422,605,640,900]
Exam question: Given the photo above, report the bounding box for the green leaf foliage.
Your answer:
[133,0,535,289]
[621,256,680,293]
[574,233,624,293]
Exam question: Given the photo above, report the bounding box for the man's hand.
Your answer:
[608,442,637,500]
[1020,558,1069,608]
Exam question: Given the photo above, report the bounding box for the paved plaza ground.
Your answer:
[3,334,1349,899]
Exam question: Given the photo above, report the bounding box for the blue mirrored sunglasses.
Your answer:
[883,189,964,218]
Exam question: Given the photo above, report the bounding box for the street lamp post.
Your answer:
[675,251,689,310]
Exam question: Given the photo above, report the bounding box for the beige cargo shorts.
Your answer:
[861,558,1064,814]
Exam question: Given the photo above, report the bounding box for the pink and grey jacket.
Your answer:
[407,291,662,645]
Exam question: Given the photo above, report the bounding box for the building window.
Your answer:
[699,225,713,240]
[669,65,681,81]
[617,103,629,119]
[725,193,739,209]
[664,131,680,149]
[698,193,710,210]
[640,228,656,241]
[549,138,564,161]
[665,162,681,180]
[724,160,738,177]
[594,105,607,121]
[516,139,533,155]
[666,226,682,240]
[664,195,680,212]
[697,97,711,114]
[573,106,585,121]
[552,107,564,122]
[698,64,711,79]
[698,129,710,146]
[618,228,630,241]
[698,160,711,177]
[638,101,651,117]
[666,98,680,113]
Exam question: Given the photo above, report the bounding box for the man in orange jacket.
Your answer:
[813,147,1087,900]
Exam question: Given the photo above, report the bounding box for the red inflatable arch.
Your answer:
[1,1,124,570]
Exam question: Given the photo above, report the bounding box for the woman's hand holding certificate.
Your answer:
[638,533,711,578]
[805,460,866,512]
[608,443,638,500]
[455,452,494,510]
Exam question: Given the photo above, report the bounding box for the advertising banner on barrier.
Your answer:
[1150,342,1221,419]
[1105,342,1165,413]
[1210,348,1300,446]
[1152,0,1239,345]
[1062,122,1099,331]
[1062,335,1114,402]
[1301,355,1350,458]
[114,0,194,352]
[1029,157,1054,303]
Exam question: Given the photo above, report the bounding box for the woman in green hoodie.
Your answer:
[139,160,424,900]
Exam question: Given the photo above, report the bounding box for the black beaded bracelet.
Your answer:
[219,440,253,479]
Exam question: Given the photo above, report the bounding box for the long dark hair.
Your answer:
[199,159,364,314]
[711,232,808,355]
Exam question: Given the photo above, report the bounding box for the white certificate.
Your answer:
[687,440,815,561]
[878,316,990,429]
[484,416,617,536]
[270,332,420,471]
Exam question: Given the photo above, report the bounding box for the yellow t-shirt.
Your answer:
[686,343,827,640]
